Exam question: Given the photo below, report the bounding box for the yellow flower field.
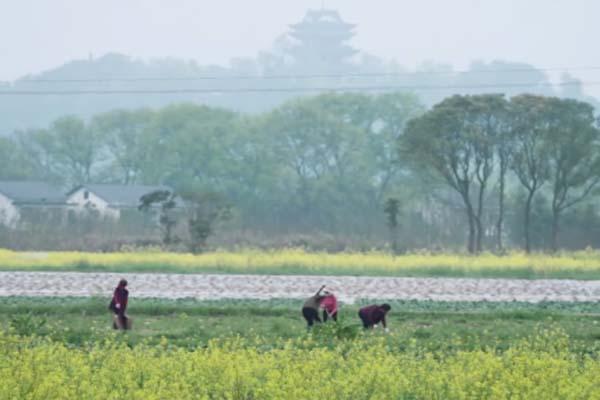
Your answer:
[1,332,599,399]
[2,248,600,278]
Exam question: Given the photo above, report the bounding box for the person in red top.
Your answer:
[358,304,391,330]
[109,279,129,330]
[320,291,338,322]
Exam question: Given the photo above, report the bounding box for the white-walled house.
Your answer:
[0,181,69,228]
[0,191,18,228]
[0,181,179,228]
[66,184,175,219]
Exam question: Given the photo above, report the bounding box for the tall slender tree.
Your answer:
[544,98,600,251]
[509,95,550,253]
[402,94,509,252]
[403,96,477,252]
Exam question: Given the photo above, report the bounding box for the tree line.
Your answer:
[403,94,600,253]
[1,92,599,252]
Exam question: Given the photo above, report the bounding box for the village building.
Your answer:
[0,181,69,228]
[66,184,175,219]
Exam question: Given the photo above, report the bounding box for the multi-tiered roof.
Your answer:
[288,9,357,71]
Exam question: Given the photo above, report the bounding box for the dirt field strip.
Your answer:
[2,271,600,303]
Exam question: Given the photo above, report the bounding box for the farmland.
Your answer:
[2,297,600,398]
[4,248,600,279]
[4,330,600,399]
[3,297,600,349]
[3,251,600,398]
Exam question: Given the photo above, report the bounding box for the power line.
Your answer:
[0,80,594,96]
[4,66,600,84]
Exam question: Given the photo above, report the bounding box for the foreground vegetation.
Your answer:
[4,298,600,398]
[3,299,600,399]
[3,332,600,399]
[5,248,600,279]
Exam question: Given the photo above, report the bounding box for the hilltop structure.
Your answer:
[287,9,358,73]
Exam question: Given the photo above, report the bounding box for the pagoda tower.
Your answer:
[287,9,357,73]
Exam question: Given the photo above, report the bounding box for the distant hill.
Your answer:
[0,8,598,135]
[3,52,599,136]
[0,53,284,135]
[2,7,598,135]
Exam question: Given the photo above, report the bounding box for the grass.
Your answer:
[3,297,600,353]
[4,248,600,279]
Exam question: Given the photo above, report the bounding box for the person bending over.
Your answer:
[320,291,338,322]
[302,285,326,328]
[358,303,391,331]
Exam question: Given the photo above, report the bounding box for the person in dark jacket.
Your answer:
[302,285,326,328]
[358,304,391,331]
[109,279,129,330]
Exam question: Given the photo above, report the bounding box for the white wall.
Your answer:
[0,193,19,228]
[67,188,120,219]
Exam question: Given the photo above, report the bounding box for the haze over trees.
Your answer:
[0,9,597,135]
[2,90,600,253]
[403,94,600,253]
[1,8,599,252]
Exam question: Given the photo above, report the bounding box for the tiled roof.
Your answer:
[0,181,67,204]
[69,184,174,207]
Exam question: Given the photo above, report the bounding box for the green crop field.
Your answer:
[3,297,600,350]
[2,297,600,399]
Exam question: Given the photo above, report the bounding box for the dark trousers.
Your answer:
[113,312,128,330]
[323,310,338,322]
[358,310,371,329]
[302,307,321,327]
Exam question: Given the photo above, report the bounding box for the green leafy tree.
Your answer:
[227,115,283,229]
[543,98,600,251]
[493,101,513,252]
[509,95,551,253]
[384,197,401,254]
[53,116,105,185]
[371,92,425,203]
[462,95,504,252]
[402,95,507,253]
[403,96,475,252]
[14,128,63,183]
[180,191,231,253]
[20,116,107,186]
[0,137,35,180]
[146,104,239,191]
[138,190,179,245]
[91,109,155,184]
[267,96,366,229]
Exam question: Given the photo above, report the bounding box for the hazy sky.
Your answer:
[2,0,599,93]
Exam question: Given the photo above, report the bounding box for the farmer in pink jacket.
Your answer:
[320,291,338,322]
